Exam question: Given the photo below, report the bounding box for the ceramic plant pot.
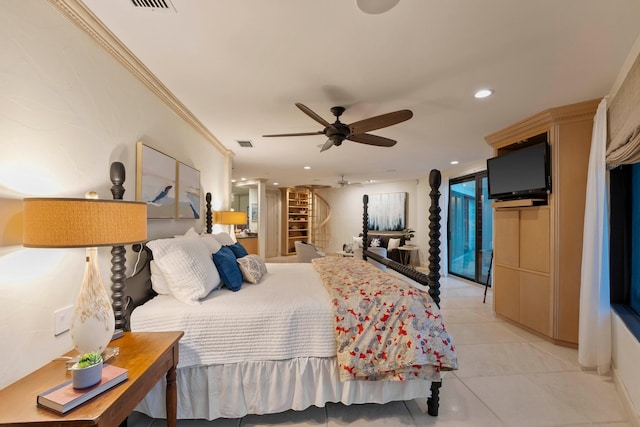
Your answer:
[71,359,103,389]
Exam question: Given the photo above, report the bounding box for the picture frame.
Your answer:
[177,162,201,219]
[367,192,407,231]
[250,203,258,222]
[136,142,177,219]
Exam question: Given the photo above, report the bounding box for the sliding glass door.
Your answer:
[448,172,493,283]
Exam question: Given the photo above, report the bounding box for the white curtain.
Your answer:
[578,97,611,374]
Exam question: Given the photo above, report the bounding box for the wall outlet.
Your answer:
[54,305,74,336]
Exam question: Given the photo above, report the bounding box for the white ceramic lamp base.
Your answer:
[70,247,115,354]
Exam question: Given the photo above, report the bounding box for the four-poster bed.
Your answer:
[117,168,455,421]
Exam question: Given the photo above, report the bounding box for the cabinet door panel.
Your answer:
[519,208,550,273]
[519,271,551,336]
[494,266,520,322]
[494,210,519,267]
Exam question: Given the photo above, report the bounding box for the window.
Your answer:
[448,171,493,284]
[610,164,640,338]
[632,164,640,313]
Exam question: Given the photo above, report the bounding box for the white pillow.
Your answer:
[149,260,171,295]
[388,238,401,251]
[237,254,268,284]
[352,236,363,248]
[213,232,235,246]
[200,234,222,254]
[370,237,381,247]
[176,227,199,238]
[147,237,221,304]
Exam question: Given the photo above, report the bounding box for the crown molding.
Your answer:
[484,99,600,148]
[48,0,234,159]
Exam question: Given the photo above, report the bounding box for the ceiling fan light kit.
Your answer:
[263,103,413,152]
[356,0,401,15]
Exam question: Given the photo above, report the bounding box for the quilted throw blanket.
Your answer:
[312,257,458,381]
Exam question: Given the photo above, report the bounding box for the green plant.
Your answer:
[402,228,415,241]
[76,351,102,369]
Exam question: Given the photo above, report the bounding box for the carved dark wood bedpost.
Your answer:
[427,380,441,416]
[206,192,212,234]
[426,169,442,416]
[362,194,369,261]
[427,169,442,308]
[110,161,126,338]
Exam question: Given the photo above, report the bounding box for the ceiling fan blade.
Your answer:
[295,103,332,128]
[263,131,324,137]
[347,133,397,147]
[349,109,413,135]
[320,139,335,152]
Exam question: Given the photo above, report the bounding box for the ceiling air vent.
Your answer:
[130,0,177,13]
[236,140,254,148]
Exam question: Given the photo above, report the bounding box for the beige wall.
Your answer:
[318,180,422,259]
[0,2,228,388]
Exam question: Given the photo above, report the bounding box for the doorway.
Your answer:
[448,171,493,283]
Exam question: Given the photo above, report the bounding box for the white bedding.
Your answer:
[135,357,433,420]
[131,263,336,367]
[131,260,437,420]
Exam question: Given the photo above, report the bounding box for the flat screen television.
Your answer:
[487,141,551,200]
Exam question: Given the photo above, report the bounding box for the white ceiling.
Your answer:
[80,0,640,188]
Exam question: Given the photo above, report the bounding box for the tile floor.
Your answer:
[128,273,631,427]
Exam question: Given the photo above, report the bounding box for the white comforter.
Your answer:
[130,263,336,368]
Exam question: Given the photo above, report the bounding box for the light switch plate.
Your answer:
[54,305,73,336]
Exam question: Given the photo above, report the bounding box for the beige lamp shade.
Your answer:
[22,196,147,354]
[214,210,247,225]
[23,198,147,248]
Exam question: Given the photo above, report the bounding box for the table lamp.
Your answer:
[214,210,248,235]
[23,193,147,354]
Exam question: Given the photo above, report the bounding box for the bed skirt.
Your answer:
[134,356,433,420]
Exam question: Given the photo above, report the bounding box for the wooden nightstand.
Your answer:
[0,331,183,427]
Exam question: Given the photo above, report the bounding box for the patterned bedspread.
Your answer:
[312,257,457,381]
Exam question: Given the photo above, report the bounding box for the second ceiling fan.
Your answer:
[263,103,413,152]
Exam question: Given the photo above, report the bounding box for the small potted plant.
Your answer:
[402,228,415,243]
[71,351,103,389]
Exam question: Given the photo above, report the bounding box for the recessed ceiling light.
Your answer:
[474,89,494,99]
[273,182,279,186]
[231,179,236,183]
[303,166,311,170]
[240,177,247,181]
[450,160,459,165]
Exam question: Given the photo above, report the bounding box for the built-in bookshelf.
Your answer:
[280,187,312,255]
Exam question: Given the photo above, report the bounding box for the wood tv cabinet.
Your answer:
[485,99,599,347]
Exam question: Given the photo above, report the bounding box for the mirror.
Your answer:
[232,185,258,237]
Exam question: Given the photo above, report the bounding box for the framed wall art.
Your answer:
[136,142,177,219]
[177,162,201,219]
[367,192,407,231]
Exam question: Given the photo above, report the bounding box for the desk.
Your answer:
[0,331,183,427]
[398,245,419,266]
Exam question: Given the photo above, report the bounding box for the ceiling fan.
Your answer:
[263,103,413,152]
[336,175,361,187]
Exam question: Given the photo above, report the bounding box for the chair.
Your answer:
[294,241,325,263]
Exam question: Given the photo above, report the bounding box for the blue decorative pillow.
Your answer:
[228,242,249,258]
[212,246,243,291]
